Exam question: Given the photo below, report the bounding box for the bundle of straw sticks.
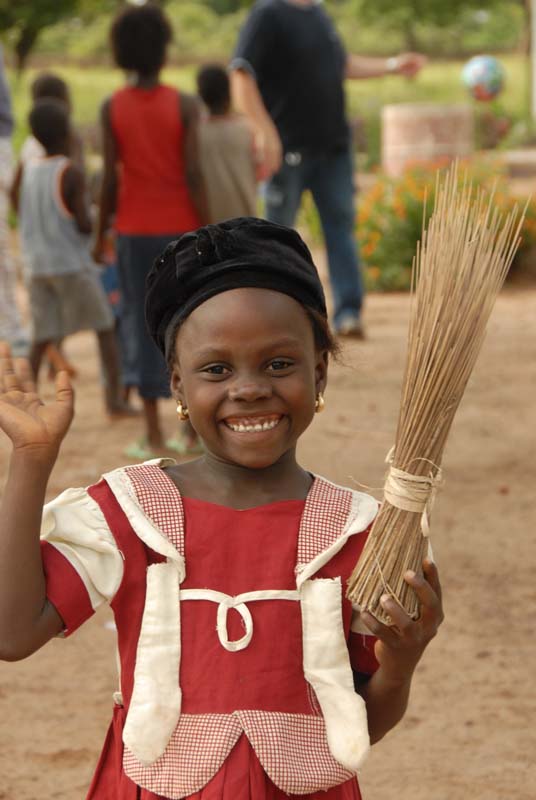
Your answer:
[346,164,525,623]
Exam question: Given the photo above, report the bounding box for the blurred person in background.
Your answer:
[93,1,206,460]
[230,0,425,339]
[15,99,127,417]
[0,44,27,357]
[10,71,85,379]
[197,63,258,223]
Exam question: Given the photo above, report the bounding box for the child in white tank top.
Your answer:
[16,99,128,417]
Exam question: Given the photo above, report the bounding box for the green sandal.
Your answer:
[124,439,162,461]
[165,437,204,456]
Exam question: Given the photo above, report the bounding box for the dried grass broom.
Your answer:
[346,164,525,624]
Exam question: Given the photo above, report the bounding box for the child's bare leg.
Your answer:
[96,328,125,414]
[143,398,164,449]
[29,341,50,382]
[45,341,78,380]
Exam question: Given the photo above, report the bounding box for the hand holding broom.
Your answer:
[347,164,525,624]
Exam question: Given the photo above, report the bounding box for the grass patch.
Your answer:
[7,54,528,163]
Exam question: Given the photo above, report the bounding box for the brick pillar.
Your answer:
[382,103,474,177]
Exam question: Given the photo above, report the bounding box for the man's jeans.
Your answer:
[265,147,363,329]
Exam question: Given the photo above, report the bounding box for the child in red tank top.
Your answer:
[93,3,207,459]
[0,218,443,799]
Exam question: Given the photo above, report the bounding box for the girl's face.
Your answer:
[171,288,328,470]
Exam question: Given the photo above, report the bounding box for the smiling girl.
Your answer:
[0,218,443,799]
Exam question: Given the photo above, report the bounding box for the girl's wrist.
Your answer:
[10,445,59,474]
[376,659,418,688]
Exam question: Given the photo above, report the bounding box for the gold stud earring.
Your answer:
[176,401,190,420]
[315,392,325,413]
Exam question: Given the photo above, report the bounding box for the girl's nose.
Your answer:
[228,378,272,403]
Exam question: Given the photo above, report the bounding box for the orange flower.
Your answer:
[362,240,377,258]
[393,199,406,220]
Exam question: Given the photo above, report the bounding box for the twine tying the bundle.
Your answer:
[383,447,443,538]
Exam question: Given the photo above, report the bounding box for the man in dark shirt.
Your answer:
[230,0,425,337]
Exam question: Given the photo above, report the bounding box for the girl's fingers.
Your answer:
[0,352,20,392]
[360,609,403,646]
[55,370,74,408]
[13,357,36,394]
[422,559,442,604]
[403,568,441,615]
[378,594,415,633]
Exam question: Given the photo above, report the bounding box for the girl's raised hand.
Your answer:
[361,560,444,682]
[0,343,74,463]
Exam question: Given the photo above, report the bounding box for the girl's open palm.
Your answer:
[0,343,74,459]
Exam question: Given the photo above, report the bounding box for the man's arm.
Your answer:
[230,69,282,180]
[345,52,427,80]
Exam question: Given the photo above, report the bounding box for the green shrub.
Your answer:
[299,157,536,292]
[356,159,536,291]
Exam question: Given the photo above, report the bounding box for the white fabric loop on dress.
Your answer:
[216,601,253,652]
[180,588,300,652]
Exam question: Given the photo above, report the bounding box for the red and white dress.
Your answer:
[40,460,379,800]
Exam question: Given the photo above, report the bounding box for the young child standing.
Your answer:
[10,71,85,379]
[15,98,125,415]
[0,217,443,799]
[93,2,206,459]
[197,63,258,222]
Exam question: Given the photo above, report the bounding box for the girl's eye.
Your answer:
[268,359,293,372]
[203,364,230,376]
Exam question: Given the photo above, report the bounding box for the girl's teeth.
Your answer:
[227,418,280,432]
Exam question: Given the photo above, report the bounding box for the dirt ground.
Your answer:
[0,268,535,799]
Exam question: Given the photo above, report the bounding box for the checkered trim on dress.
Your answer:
[124,711,355,798]
[297,477,353,567]
[124,464,185,554]
[123,714,243,799]
[237,710,356,794]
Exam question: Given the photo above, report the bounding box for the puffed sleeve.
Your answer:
[40,487,124,636]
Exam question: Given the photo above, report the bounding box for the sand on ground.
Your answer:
[0,272,535,799]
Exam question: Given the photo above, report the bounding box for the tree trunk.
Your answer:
[402,18,420,52]
[14,26,39,73]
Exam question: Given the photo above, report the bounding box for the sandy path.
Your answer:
[0,284,535,799]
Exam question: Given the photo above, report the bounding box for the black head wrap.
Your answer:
[145,217,327,359]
